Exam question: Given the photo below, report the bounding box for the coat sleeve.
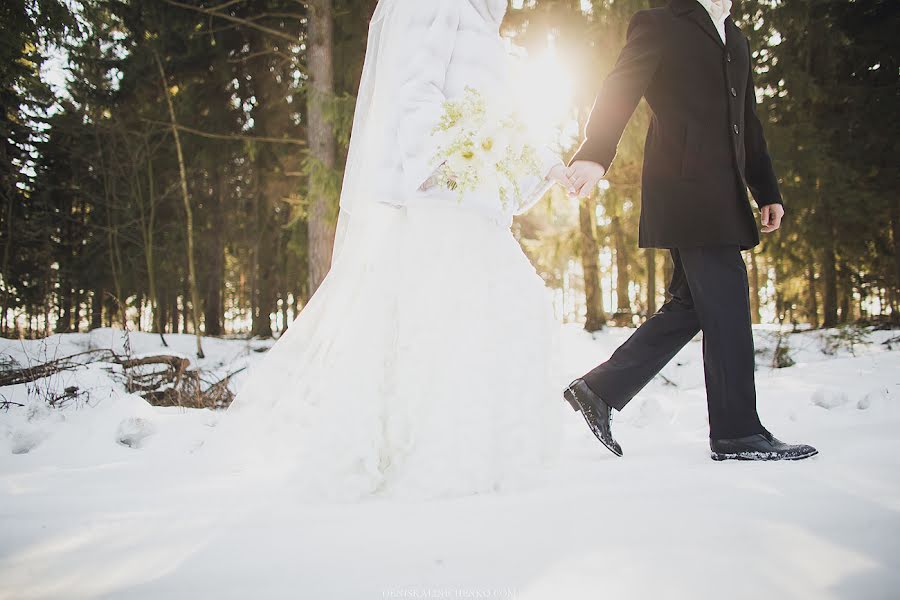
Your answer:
[394,0,460,194]
[570,10,664,170]
[742,38,783,208]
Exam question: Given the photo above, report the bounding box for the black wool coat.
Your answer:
[571,0,783,250]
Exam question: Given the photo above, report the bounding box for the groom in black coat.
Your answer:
[562,0,817,461]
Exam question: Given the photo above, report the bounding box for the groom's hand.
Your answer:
[760,203,785,233]
[567,161,606,198]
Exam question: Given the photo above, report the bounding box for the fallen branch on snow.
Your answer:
[0,351,242,410]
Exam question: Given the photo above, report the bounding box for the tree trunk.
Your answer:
[610,214,632,325]
[280,295,289,334]
[90,286,103,330]
[134,291,144,331]
[772,254,786,324]
[158,290,168,334]
[137,139,166,345]
[806,259,819,328]
[181,278,190,334]
[204,168,226,337]
[821,242,838,328]
[248,192,261,336]
[579,195,606,331]
[106,215,125,328]
[57,281,73,333]
[251,162,278,338]
[74,287,83,333]
[662,251,674,303]
[838,262,852,323]
[0,156,14,336]
[306,0,338,295]
[645,248,657,316]
[892,201,900,323]
[171,292,180,334]
[817,175,839,328]
[42,271,52,337]
[154,50,204,357]
[96,134,126,329]
[245,30,281,339]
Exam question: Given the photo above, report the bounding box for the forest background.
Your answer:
[2,0,896,352]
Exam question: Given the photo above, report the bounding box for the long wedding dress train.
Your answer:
[210,201,564,501]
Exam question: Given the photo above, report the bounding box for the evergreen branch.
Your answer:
[226,49,295,64]
[163,0,302,43]
[206,0,250,11]
[244,12,305,22]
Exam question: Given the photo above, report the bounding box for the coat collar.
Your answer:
[670,0,736,49]
[724,16,740,41]
[670,0,699,15]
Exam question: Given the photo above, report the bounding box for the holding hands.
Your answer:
[547,162,605,198]
[566,161,606,198]
[547,164,577,195]
[545,161,606,198]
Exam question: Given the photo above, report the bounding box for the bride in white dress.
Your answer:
[211,0,571,501]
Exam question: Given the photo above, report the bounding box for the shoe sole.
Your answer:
[564,387,624,458]
[710,448,819,462]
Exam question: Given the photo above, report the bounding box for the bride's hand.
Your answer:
[418,173,440,192]
[419,164,457,192]
[547,164,577,196]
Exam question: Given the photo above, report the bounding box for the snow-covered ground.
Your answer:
[1,325,898,599]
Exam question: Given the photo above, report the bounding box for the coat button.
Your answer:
[733,124,739,134]
[726,52,732,62]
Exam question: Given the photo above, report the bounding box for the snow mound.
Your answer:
[811,387,851,410]
[9,428,49,455]
[116,417,157,449]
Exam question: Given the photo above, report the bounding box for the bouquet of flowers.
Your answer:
[429,87,541,210]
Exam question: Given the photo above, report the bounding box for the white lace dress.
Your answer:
[209,0,565,502]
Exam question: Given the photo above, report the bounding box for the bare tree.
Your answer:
[579,194,606,332]
[645,248,657,316]
[154,50,204,358]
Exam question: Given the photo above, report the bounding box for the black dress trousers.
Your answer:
[582,245,765,440]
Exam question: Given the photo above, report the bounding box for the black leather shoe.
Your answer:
[563,379,623,457]
[710,431,818,461]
